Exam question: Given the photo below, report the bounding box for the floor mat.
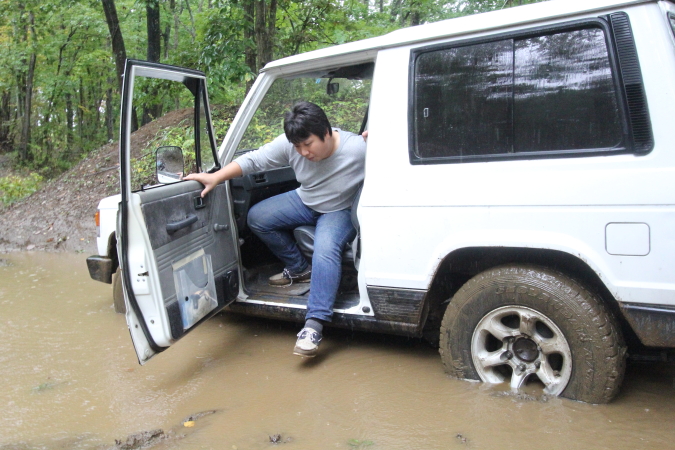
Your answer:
[243,263,360,309]
[245,264,311,296]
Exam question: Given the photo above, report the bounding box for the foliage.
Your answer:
[130,116,196,190]
[129,105,236,190]
[446,0,544,15]
[0,173,43,205]
[0,0,548,182]
[129,150,157,191]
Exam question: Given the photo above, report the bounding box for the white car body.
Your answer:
[95,194,120,257]
[87,0,675,402]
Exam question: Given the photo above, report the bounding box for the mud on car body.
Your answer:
[87,0,675,403]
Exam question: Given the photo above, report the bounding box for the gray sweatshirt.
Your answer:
[235,129,366,213]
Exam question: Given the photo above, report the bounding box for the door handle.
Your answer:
[166,214,198,233]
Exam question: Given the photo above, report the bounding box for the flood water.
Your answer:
[1,252,675,450]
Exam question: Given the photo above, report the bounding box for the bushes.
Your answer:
[0,173,43,206]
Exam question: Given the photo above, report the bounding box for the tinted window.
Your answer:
[513,30,620,152]
[415,41,513,158]
[413,27,622,160]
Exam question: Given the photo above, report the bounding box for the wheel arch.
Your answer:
[106,231,119,273]
[421,246,637,345]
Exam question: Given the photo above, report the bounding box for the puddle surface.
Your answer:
[1,252,675,449]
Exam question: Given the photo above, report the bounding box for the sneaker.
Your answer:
[269,267,311,286]
[293,327,322,357]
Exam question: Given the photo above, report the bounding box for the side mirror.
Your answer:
[156,146,184,184]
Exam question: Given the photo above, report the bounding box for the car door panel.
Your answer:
[137,182,239,341]
[119,60,240,364]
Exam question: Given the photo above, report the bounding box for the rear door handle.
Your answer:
[166,214,198,233]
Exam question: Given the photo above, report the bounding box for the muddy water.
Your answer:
[1,252,675,450]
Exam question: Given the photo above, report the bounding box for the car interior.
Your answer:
[229,62,373,308]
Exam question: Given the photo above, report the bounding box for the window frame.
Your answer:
[196,80,221,173]
[668,12,675,38]
[408,17,639,165]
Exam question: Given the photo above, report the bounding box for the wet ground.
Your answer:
[1,252,675,450]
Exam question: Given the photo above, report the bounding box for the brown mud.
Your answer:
[1,252,675,450]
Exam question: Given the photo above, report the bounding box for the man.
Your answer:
[184,101,367,357]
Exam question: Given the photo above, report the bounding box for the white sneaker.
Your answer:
[293,327,322,357]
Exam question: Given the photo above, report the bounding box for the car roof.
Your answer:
[262,0,658,73]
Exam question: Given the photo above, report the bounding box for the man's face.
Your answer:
[293,132,333,162]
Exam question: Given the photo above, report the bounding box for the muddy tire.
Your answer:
[439,264,626,404]
[112,268,126,314]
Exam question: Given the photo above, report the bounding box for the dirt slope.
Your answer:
[0,109,193,254]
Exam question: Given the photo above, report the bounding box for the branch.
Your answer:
[184,0,197,40]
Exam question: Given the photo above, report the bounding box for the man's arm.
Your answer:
[183,161,243,198]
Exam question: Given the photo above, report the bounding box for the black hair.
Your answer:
[283,101,332,145]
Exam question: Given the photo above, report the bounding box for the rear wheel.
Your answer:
[439,264,625,403]
[112,268,126,314]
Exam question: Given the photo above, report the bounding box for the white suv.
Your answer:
[87,0,675,403]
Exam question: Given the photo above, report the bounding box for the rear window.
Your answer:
[412,26,623,162]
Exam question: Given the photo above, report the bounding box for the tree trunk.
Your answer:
[173,2,180,51]
[410,10,420,26]
[146,0,161,62]
[18,52,36,163]
[163,23,170,59]
[101,0,137,132]
[184,0,197,40]
[101,0,126,94]
[18,9,36,164]
[163,0,174,60]
[0,91,12,152]
[79,77,86,145]
[254,0,265,67]
[105,82,114,142]
[267,0,277,62]
[243,0,256,94]
[15,7,36,163]
[142,0,162,126]
[254,0,276,70]
[390,0,401,22]
[66,92,74,150]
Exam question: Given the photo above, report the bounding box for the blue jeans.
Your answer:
[247,190,356,322]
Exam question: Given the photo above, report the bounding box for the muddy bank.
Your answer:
[0,109,193,254]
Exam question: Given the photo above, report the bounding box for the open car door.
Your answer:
[118,60,240,364]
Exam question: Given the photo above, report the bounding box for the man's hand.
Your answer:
[183,161,243,198]
[183,172,220,197]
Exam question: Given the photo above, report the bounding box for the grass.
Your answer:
[0,173,43,206]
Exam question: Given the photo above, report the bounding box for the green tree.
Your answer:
[0,0,548,189]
